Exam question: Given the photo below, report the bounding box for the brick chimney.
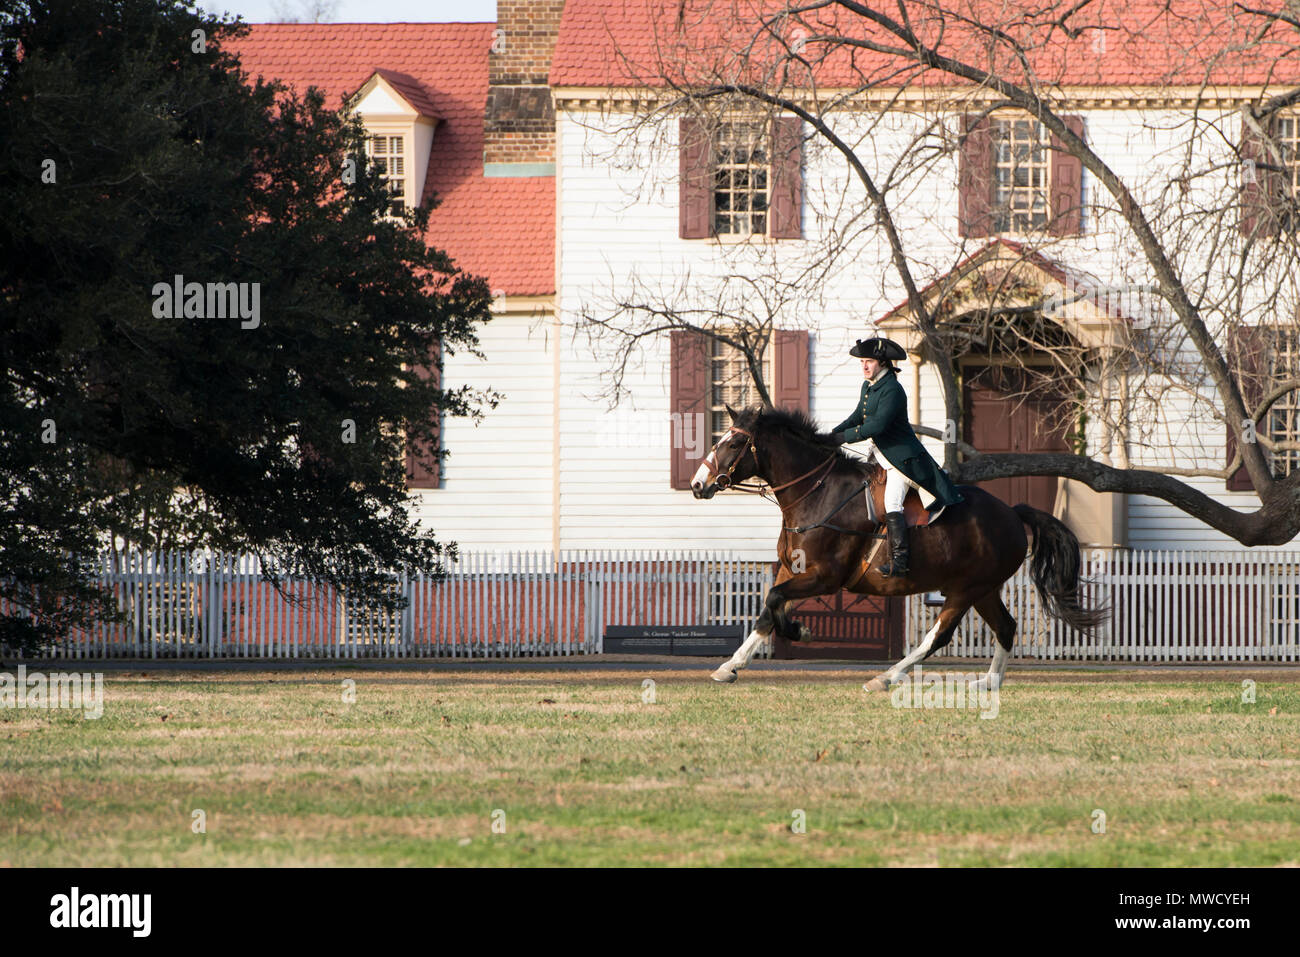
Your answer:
[483,1,565,175]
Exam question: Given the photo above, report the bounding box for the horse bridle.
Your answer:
[701,426,761,492]
[703,426,837,506]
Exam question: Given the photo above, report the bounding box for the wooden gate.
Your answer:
[772,573,904,659]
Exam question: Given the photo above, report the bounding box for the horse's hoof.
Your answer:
[711,667,738,684]
[796,624,812,642]
[862,676,890,693]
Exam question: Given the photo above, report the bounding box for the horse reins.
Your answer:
[703,426,838,504]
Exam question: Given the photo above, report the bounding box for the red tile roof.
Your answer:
[227,23,554,297]
[551,0,1300,90]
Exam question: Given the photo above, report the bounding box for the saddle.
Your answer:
[844,481,940,590]
[867,471,940,529]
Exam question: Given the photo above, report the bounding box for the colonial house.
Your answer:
[231,2,1300,570]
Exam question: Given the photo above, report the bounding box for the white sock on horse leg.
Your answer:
[728,628,768,671]
[884,620,941,683]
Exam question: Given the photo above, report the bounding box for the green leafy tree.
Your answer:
[0,0,497,651]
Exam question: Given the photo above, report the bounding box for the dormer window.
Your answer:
[346,69,440,219]
[367,134,407,214]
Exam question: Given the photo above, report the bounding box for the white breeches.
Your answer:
[845,441,915,514]
[869,445,908,512]
[883,465,908,513]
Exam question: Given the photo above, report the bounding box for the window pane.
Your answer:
[712,121,771,236]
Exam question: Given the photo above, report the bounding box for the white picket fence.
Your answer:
[8,547,1300,661]
[17,550,774,660]
[908,549,1300,661]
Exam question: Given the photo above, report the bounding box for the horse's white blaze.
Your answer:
[691,452,716,489]
[693,428,737,488]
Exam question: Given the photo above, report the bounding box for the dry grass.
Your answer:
[0,665,1297,865]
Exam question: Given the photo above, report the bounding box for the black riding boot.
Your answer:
[878,511,910,578]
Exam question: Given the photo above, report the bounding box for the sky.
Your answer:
[211,0,497,23]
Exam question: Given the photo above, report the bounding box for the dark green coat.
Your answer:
[832,368,965,509]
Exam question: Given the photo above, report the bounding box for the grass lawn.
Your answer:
[1,665,1298,866]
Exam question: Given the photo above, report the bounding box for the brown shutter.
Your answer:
[769,116,803,239]
[1049,115,1085,237]
[670,330,709,489]
[958,114,995,238]
[406,343,442,489]
[771,329,809,413]
[1239,113,1283,239]
[679,117,712,239]
[1225,325,1267,492]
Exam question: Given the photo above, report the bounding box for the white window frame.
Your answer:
[1267,326,1300,477]
[992,115,1051,235]
[365,129,411,215]
[712,121,771,239]
[709,335,773,445]
[1275,112,1300,229]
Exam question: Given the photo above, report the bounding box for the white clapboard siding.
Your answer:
[549,104,1299,554]
[409,310,556,548]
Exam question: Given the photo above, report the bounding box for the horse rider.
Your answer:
[828,337,965,577]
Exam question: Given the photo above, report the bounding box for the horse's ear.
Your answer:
[725,403,738,422]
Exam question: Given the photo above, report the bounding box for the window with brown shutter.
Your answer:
[670,330,809,487]
[679,115,803,240]
[1240,111,1298,238]
[958,114,996,238]
[771,329,810,414]
[670,330,709,488]
[960,113,1085,238]
[406,344,442,489]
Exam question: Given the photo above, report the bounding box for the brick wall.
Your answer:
[484,1,564,166]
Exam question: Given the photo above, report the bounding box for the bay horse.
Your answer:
[691,404,1105,690]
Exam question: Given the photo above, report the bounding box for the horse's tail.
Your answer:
[1013,504,1108,634]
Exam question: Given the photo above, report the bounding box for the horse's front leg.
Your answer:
[711,569,833,684]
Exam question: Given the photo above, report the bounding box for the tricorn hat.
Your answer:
[849,336,907,361]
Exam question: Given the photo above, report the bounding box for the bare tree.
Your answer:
[269,0,339,23]
[568,0,1300,544]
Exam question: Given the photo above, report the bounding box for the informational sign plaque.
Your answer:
[604,625,744,656]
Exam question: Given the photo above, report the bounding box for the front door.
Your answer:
[963,364,1071,513]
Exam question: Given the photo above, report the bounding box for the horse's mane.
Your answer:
[739,405,872,472]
